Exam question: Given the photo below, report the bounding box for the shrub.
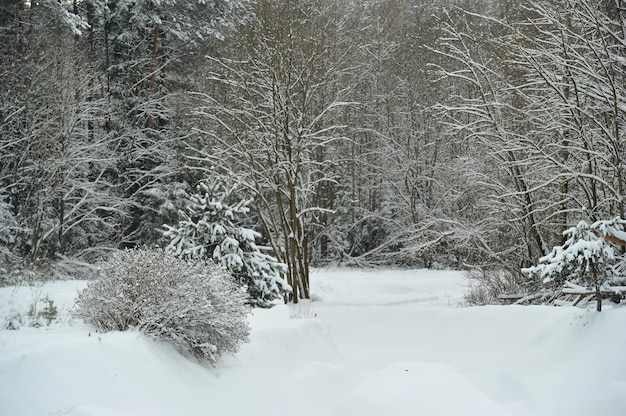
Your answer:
[75,248,250,364]
[464,268,534,306]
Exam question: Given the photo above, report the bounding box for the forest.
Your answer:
[1,0,625,305]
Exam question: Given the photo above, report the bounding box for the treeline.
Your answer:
[1,0,249,278]
[1,1,625,298]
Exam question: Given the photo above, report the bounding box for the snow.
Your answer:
[2,268,626,416]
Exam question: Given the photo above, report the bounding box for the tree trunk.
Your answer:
[147,16,160,130]
[592,266,602,312]
[287,177,310,303]
[12,0,22,69]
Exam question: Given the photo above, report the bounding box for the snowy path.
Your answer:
[309,269,626,416]
[1,269,626,416]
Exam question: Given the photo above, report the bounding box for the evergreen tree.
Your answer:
[523,219,626,311]
[163,177,290,308]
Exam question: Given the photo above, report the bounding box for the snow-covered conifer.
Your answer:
[163,178,290,308]
[523,220,625,311]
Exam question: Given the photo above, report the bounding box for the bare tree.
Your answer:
[191,0,357,302]
[0,1,127,271]
[432,0,626,281]
[514,0,626,224]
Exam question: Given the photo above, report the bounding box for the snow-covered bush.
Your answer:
[523,219,626,311]
[463,268,532,306]
[163,177,290,308]
[75,248,250,363]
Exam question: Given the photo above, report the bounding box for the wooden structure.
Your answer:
[604,234,626,247]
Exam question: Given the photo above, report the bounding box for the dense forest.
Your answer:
[1,0,625,304]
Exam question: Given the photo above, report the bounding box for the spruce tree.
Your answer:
[163,177,290,307]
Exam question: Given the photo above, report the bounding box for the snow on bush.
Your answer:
[74,248,250,364]
[463,268,531,306]
[163,177,290,308]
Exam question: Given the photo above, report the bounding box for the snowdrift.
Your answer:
[1,269,625,416]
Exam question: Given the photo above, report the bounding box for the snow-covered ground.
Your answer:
[1,268,625,416]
